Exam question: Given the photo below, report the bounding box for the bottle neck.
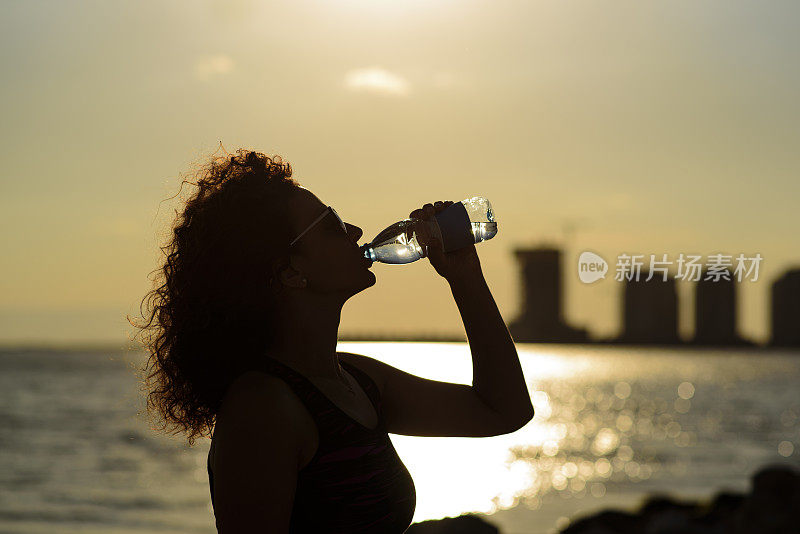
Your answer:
[359,244,376,262]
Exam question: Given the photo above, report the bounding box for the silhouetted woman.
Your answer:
[132,149,534,533]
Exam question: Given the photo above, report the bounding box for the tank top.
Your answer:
[207,356,417,533]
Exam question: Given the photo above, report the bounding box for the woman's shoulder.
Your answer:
[215,370,318,460]
[220,369,316,419]
[221,370,294,407]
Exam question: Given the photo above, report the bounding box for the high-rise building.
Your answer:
[618,270,680,344]
[770,268,800,347]
[693,268,751,345]
[509,247,589,342]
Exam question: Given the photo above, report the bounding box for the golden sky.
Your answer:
[1,1,797,345]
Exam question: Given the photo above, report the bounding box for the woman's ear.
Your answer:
[271,257,307,290]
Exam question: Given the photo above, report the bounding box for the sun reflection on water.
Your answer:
[336,342,800,524]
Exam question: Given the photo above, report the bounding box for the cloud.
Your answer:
[344,67,410,96]
[194,54,235,81]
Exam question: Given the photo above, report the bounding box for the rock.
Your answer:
[406,513,500,533]
[733,464,800,534]
[556,464,800,534]
[560,510,642,534]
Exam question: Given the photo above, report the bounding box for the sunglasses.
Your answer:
[289,206,348,247]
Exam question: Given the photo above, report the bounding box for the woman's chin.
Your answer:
[343,271,376,299]
[358,270,377,291]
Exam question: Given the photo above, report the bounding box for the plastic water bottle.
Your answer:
[359,197,497,265]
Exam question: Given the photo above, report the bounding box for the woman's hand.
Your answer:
[408,201,483,283]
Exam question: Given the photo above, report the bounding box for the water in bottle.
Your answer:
[359,197,497,265]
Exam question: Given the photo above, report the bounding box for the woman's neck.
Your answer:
[267,293,344,380]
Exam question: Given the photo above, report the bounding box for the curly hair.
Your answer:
[128,148,302,446]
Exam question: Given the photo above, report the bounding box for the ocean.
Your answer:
[1,342,798,534]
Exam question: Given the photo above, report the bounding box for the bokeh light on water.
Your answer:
[338,343,800,524]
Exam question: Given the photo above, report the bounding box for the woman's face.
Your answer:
[284,187,375,298]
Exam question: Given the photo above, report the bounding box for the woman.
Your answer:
[133,149,534,533]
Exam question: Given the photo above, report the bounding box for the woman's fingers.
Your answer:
[407,201,452,256]
[410,201,453,218]
[411,202,450,218]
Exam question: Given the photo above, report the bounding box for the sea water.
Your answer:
[0,344,798,534]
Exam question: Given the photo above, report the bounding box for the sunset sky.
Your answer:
[1,0,798,345]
